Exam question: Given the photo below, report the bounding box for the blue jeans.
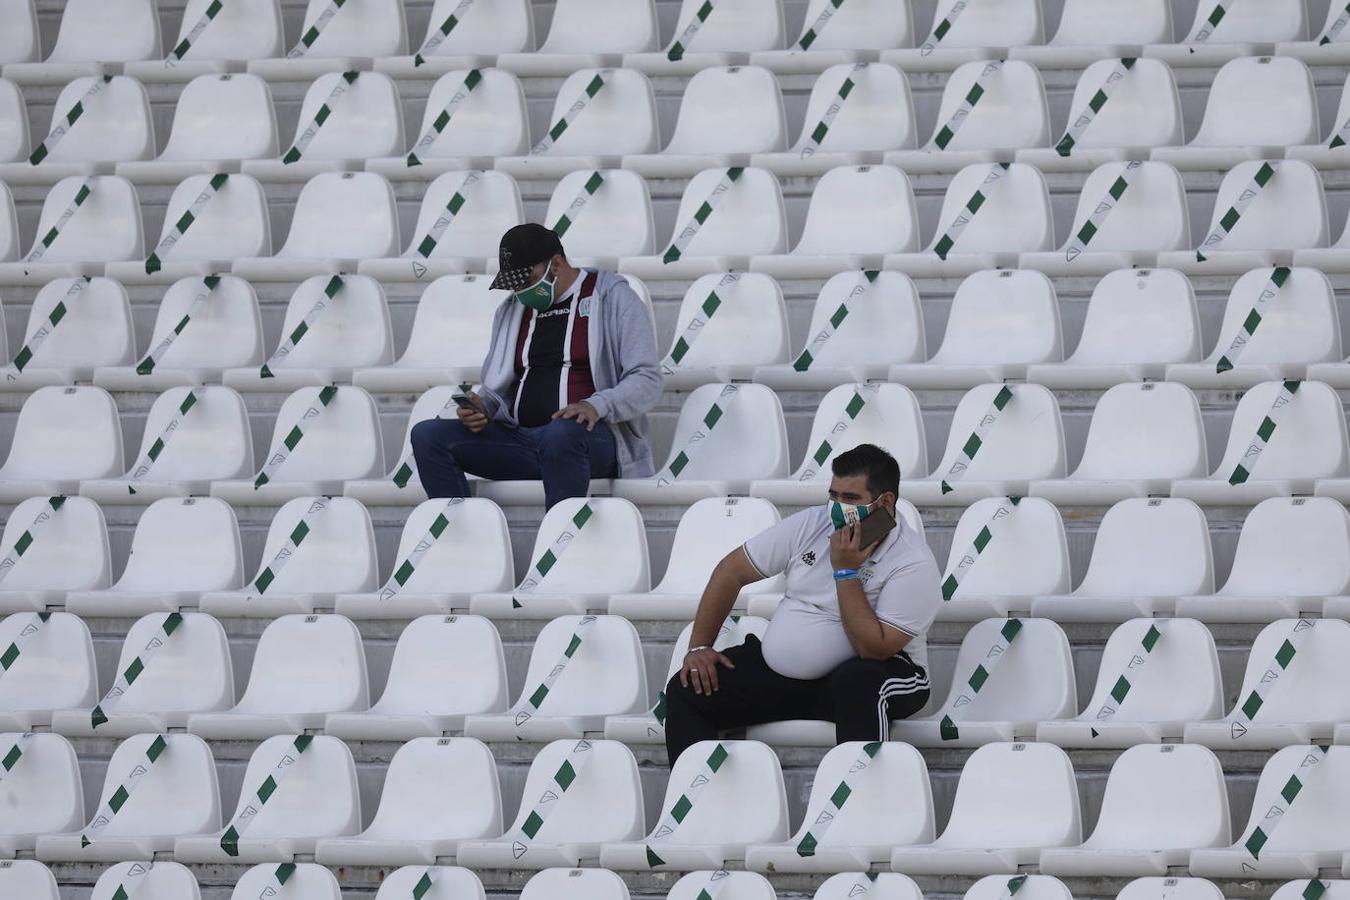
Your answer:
[410,416,618,509]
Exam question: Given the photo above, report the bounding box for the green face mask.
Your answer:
[515,266,557,311]
[828,497,879,531]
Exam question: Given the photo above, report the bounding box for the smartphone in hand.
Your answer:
[856,505,897,548]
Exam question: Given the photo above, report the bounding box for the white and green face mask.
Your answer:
[515,265,557,311]
[828,496,879,531]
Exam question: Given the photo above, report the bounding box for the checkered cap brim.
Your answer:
[490,266,536,291]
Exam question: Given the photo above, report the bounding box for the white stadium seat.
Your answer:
[373,867,486,900]
[125,0,282,83]
[228,863,341,900]
[4,0,160,85]
[456,739,644,869]
[0,182,16,262]
[754,270,925,390]
[496,68,658,179]
[933,500,1071,621]
[613,383,790,503]
[1272,885,1350,900]
[360,170,522,282]
[116,74,280,184]
[0,176,143,285]
[752,63,917,176]
[315,737,501,865]
[1190,745,1350,878]
[210,386,385,505]
[174,734,360,863]
[958,876,1072,900]
[36,732,220,861]
[1185,618,1350,749]
[343,385,458,506]
[1039,744,1230,875]
[519,868,629,900]
[751,384,927,506]
[624,0,785,75]
[224,275,392,390]
[0,733,84,855]
[890,742,1081,873]
[0,0,40,65]
[1021,161,1189,275]
[377,0,532,78]
[80,388,253,505]
[1166,268,1341,389]
[0,495,110,613]
[886,60,1049,173]
[667,871,778,900]
[752,0,915,74]
[1171,382,1349,505]
[0,75,153,185]
[1148,0,1307,67]
[890,268,1061,388]
[812,873,923,900]
[352,277,503,393]
[464,614,646,741]
[745,741,933,873]
[189,613,368,739]
[625,65,786,178]
[891,618,1076,744]
[232,172,399,281]
[50,610,234,735]
[247,0,406,81]
[903,383,1066,505]
[337,499,513,616]
[752,165,919,278]
[1153,57,1319,170]
[659,272,789,389]
[1289,72,1350,169]
[1033,499,1215,622]
[90,861,201,900]
[1027,268,1202,389]
[0,387,123,500]
[885,0,1043,71]
[94,275,265,391]
[1030,382,1208,504]
[1117,879,1226,900]
[1037,617,1223,747]
[0,276,134,390]
[602,740,788,870]
[544,169,655,266]
[1012,1,1172,68]
[0,78,26,163]
[471,498,648,618]
[497,0,659,76]
[0,861,58,899]
[201,496,378,616]
[325,615,508,738]
[107,174,271,284]
[1177,498,1350,622]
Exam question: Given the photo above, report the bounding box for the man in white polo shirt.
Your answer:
[664,443,942,762]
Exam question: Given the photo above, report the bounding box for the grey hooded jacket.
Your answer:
[475,269,663,478]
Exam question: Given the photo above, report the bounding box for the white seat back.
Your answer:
[935,617,1076,720]
[91,862,201,900]
[515,615,646,718]
[922,0,1043,48]
[41,76,153,163]
[929,383,1065,482]
[669,872,776,900]
[795,165,918,255]
[1083,744,1229,850]
[665,66,785,156]
[519,868,629,900]
[928,163,1051,254]
[289,0,406,57]
[234,614,368,714]
[505,739,643,843]
[116,499,244,593]
[0,861,58,899]
[252,497,378,594]
[793,0,913,50]
[790,384,927,483]
[226,737,359,843]
[288,71,402,161]
[1210,381,1349,483]
[519,498,649,594]
[28,176,143,264]
[230,863,341,900]
[657,383,790,483]
[170,0,282,61]
[659,740,788,845]
[412,69,527,159]
[374,615,508,716]
[1192,57,1318,149]
[406,171,521,260]
[795,271,925,368]
[0,612,96,713]
[360,737,501,843]
[158,74,279,163]
[1183,0,1306,43]
[668,167,786,257]
[1048,0,1171,45]
[395,276,502,371]
[666,0,784,52]
[665,272,789,372]
[0,733,83,841]
[792,63,916,153]
[928,60,1048,151]
[46,0,160,62]
[929,269,1061,366]
[546,169,654,259]
[665,617,769,681]
[541,68,657,157]
[0,495,110,593]
[1221,498,1350,597]
[937,742,1080,849]
[155,174,271,263]
[1064,162,1189,253]
[16,276,134,372]
[1202,160,1326,252]
[107,611,234,715]
[87,733,219,838]
[1202,267,1340,366]
[1271,884,1350,900]
[0,182,17,261]
[278,172,399,261]
[140,275,264,370]
[655,499,783,595]
[1070,382,1207,480]
[373,868,485,900]
[815,873,922,900]
[944,499,1070,597]
[0,0,40,64]
[1081,617,1223,723]
[540,0,658,52]
[965,877,1071,900]
[129,386,253,483]
[384,498,514,596]
[797,742,933,849]
[1074,499,1215,598]
[1230,618,1350,723]
[0,386,123,482]
[1234,745,1350,855]
[262,386,384,483]
[1063,268,1200,366]
[269,275,392,370]
[1057,58,1180,150]
[415,0,531,56]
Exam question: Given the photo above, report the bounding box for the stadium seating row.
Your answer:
[4,607,1350,748]
[2,732,1349,879]
[8,56,1350,184]
[6,0,1350,85]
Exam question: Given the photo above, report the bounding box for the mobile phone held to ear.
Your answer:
[856,504,897,548]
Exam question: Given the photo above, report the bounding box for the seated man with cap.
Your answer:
[410,223,662,509]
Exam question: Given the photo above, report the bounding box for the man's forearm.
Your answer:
[837,580,899,659]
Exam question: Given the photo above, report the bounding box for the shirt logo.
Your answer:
[800,550,817,566]
[579,297,591,317]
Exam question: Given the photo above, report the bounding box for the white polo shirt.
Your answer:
[742,505,943,681]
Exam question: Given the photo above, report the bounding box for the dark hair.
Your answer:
[831,443,900,500]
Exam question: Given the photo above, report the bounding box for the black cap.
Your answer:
[489,223,564,291]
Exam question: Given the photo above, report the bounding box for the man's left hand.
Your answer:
[552,400,601,431]
[830,522,881,571]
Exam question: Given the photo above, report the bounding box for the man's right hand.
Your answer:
[680,646,735,695]
[457,391,489,433]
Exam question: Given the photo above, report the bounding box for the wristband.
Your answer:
[686,645,712,655]
[833,568,860,582]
